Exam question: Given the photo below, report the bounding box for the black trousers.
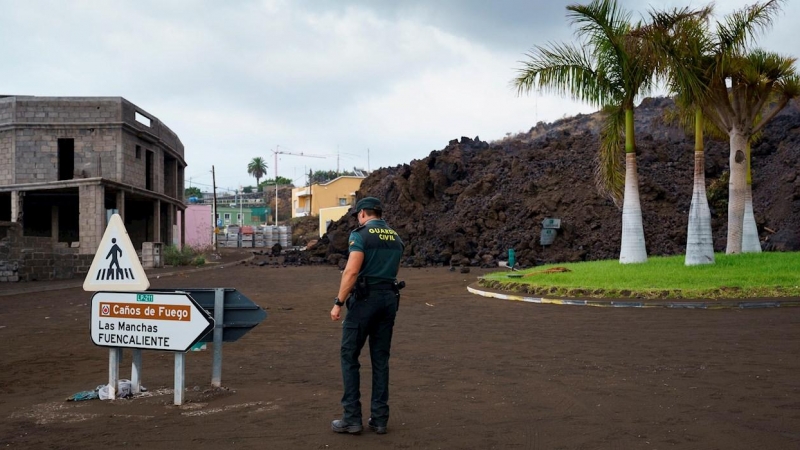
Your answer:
[340,289,398,425]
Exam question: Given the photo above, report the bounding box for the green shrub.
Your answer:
[164,245,197,266]
[192,255,206,267]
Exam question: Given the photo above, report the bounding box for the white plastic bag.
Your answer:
[98,379,132,400]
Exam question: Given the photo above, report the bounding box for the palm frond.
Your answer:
[776,74,800,99]
[567,0,631,51]
[513,42,615,107]
[596,105,626,207]
[716,0,785,55]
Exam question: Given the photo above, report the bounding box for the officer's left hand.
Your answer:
[331,305,342,321]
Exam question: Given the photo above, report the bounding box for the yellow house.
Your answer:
[318,206,351,237]
[291,175,365,219]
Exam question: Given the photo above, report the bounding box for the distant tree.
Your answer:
[243,186,253,194]
[309,169,358,184]
[247,157,268,191]
[260,176,294,189]
[184,187,202,198]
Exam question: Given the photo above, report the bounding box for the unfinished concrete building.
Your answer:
[0,96,186,281]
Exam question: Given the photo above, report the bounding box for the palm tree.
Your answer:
[652,0,797,254]
[514,0,689,263]
[247,157,268,192]
[647,7,717,265]
[710,49,797,253]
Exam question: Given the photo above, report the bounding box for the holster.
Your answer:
[394,280,405,311]
[354,276,369,301]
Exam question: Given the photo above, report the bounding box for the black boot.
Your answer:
[368,418,387,434]
[331,419,363,434]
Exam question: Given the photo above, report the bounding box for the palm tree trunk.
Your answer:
[742,185,761,252]
[619,109,647,264]
[741,142,761,252]
[685,110,714,265]
[726,129,748,254]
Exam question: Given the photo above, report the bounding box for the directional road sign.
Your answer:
[84,214,149,292]
[91,291,214,352]
[153,288,266,342]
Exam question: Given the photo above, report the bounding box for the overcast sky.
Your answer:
[1,0,796,193]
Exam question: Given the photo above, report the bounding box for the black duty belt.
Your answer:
[369,282,396,291]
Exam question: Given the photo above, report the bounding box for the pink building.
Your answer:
[182,204,213,249]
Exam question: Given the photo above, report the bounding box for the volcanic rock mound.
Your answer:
[309,97,800,267]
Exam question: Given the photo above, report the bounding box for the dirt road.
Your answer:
[1,261,799,449]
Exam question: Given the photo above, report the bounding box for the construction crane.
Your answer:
[271,146,325,225]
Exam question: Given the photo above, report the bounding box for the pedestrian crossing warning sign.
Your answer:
[83,214,150,292]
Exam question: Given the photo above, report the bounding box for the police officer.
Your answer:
[330,197,405,435]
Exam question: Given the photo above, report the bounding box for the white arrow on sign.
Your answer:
[90,291,214,352]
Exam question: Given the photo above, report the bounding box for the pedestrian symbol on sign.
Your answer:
[83,214,150,292]
[99,238,135,281]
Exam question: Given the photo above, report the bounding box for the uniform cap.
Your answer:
[351,197,383,216]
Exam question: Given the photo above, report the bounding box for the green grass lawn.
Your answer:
[480,253,800,300]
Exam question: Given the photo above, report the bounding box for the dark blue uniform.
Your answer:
[340,218,404,428]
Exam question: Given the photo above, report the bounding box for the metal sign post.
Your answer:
[174,353,185,405]
[154,288,267,387]
[131,349,142,394]
[212,288,224,387]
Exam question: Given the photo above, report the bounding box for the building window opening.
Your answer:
[145,150,154,190]
[338,198,347,206]
[136,145,141,159]
[135,112,152,127]
[58,138,74,181]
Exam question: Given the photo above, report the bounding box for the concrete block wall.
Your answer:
[120,99,184,157]
[17,240,93,281]
[121,133,163,192]
[0,222,93,282]
[0,131,12,184]
[0,99,13,124]
[12,122,119,185]
[12,97,121,125]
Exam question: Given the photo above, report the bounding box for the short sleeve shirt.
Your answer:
[348,219,405,282]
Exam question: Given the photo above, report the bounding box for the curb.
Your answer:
[0,254,255,297]
[466,284,800,309]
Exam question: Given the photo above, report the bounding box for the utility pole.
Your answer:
[271,146,325,225]
[212,165,218,253]
[238,185,243,226]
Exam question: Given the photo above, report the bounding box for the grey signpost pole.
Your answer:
[131,349,142,394]
[211,288,224,387]
[174,352,185,405]
[109,348,120,400]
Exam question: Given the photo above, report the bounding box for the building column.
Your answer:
[167,203,174,245]
[116,190,125,221]
[51,205,59,243]
[10,191,20,222]
[79,184,105,255]
[180,207,186,249]
[153,199,161,243]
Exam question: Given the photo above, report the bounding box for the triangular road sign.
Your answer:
[83,214,150,292]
